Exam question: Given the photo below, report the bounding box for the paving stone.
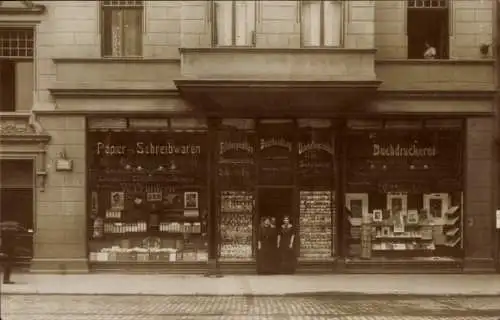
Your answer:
[1,295,500,320]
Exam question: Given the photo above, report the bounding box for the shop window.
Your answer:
[212,0,256,47]
[301,0,343,47]
[101,0,143,57]
[297,120,336,260]
[0,28,34,112]
[217,119,256,261]
[407,0,449,59]
[87,121,209,264]
[343,126,464,262]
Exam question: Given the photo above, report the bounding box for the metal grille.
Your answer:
[102,0,143,7]
[408,0,448,8]
[0,28,34,58]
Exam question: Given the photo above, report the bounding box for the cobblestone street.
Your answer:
[1,295,499,320]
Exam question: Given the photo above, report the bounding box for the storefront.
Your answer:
[87,116,468,273]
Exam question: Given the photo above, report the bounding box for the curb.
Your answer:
[2,291,500,297]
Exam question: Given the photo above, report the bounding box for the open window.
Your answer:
[0,27,34,112]
[212,0,256,47]
[407,0,449,59]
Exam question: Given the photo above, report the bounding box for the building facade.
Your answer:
[0,0,498,274]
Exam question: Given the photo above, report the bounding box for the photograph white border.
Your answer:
[423,193,449,225]
[373,209,383,222]
[345,193,369,226]
[386,192,408,216]
[184,191,199,209]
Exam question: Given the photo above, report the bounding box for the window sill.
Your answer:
[376,59,494,65]
[52,57,180,64]
[180,47,376,54]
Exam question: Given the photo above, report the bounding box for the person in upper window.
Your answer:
[423,42,437,59]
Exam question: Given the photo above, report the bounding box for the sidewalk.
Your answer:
[1,274,500,296]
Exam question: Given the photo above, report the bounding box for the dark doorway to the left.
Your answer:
[0,159,35,269]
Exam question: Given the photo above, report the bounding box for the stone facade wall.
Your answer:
[32,115,87,273]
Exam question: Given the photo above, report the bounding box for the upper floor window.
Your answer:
[0,28,34,112]
[212,0,256,47]
[407,0,449,59]
[101,0,143,57]
[301,0,343,47]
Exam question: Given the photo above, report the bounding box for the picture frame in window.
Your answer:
[372,209,383,222]
[345,193,369,227]
[110,191,124,210]
[381,226,391,237]
[407,209,419,225]
[423,193,449,225]
[393,214,405,233]
[184,192,199,209]
[386,192,407,217]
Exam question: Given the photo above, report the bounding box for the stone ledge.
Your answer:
[30,258,89,274]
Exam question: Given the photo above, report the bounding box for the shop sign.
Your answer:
[372,143,437,157]
[96,141,201,156]
[298,142,333,155]
[260,138,292,151]
[219,141,254,155]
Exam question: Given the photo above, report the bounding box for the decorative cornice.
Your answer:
[48,88,180,98]
[0,1,46,14]
[175,79,382,89]
[179,47,377,54]
[377,90,496,101]
[0,112,50,141]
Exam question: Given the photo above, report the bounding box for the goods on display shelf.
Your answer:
[89,246,208,262]
[219,191,254,260]
[299,190,334,259]
[346,192,463,258]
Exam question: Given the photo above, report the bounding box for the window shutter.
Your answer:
[302,0,321,46]
[215,1,233,46]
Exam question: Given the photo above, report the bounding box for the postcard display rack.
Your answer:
[346,193,462,259]
[89,186,208,263]
[299,191,334,260]
[219,191,254,261]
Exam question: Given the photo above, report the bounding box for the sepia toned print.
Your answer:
[0,0,499,318]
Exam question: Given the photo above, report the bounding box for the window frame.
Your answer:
[299,0,344,48]
[406,0,450,59]
[211,0,257,48]
[100,0,144,58]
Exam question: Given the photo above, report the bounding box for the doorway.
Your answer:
[257,187,294,230]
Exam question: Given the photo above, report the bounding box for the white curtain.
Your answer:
[323,0,342,47]
[235,1,256,46]
[215,0,233,46]
[301,0,321,46]
[123,8,143,56]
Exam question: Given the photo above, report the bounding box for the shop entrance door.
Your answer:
[258,187,294,228]
[0,159,35,267]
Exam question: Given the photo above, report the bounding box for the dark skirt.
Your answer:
[279,247,297,274]
[257,244,278,274]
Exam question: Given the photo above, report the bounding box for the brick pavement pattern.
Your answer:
[1,295,500,320]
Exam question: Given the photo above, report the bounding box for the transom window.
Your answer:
[101,0,143,57]
[408,0,448,9]
[0,28,34,58]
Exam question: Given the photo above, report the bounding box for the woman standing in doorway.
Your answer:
[257,216,278,274]
[277,216,297,274]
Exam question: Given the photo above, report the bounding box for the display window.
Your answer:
[344,119,464,262]
[87,118,209,263]
[297,120,336,260]
[217,119,256,261]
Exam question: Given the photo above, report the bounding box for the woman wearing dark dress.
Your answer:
[257,216,278,274]
[277,216,297,274]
